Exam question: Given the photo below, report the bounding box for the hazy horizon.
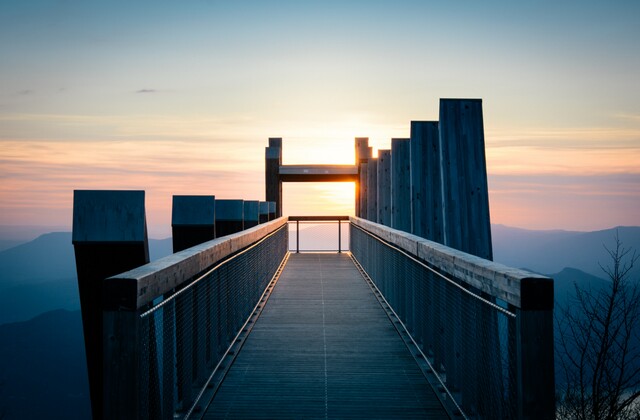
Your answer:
[1,1,639,237]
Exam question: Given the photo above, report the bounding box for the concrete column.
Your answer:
[391,138,411,232]
[72,190,149,420]
[265,138,282,218]
[268,201,276,220]
[215,199,244,237]
[410,121,444,243]
[259,201,269,224]
[244,200,260,228]
[359,162,368,220]
[366,158,378,222]
[171,195,216,252]
[439,98,492,260]
[377,150,391,226]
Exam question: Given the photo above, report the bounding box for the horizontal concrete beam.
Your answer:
[350,216,552,309]
[279,165,359,182]
[106,217,289,310]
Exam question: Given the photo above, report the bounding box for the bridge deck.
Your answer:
[203,253,447,419]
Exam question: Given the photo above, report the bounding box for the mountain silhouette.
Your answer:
[0,309,90,420]
[492,225,640,281]
[0,233,173,325]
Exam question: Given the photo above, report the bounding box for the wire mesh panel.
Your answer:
[137,225,288,419]
[350,224,517,419]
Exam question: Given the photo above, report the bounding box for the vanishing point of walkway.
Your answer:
[204,253,447,419]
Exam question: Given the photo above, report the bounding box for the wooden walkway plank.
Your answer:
[203,253,448,419]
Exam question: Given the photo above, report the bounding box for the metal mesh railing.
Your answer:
[350,223,518,419]
[137,224,288,419]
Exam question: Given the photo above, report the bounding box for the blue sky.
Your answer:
[1,0,639,236]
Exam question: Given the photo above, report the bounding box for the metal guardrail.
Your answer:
[349,217,555,420]
[102,218,288,419]
[288,215,349,253]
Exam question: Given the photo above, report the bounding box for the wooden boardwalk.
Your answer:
[203,253,448,419]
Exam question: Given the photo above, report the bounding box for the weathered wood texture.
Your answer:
[359,163,368,220]
[410,121,443,243]
[350,217,552,309]
[366,159,378,222]
[172,195,216,252]
[259,201,269,223]
[391,138,411,232]
[377,150,391,226]
[72,190,150,420]
[355,137,371,217]
[105,217,288,310]
[204,253,447,419]
[279,165,359,182]
[215,199,244,237]
[439,99,492,260]
[265,138,282,218]
[243,200,260,228]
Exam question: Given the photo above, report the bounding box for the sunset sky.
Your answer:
[1,1,639,238]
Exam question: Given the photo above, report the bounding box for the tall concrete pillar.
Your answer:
[377,149,391,226]
[244,200,260,228]
[355,137,371,217]
[366,158,378,222]
[268,201,276,220]
[359,163,368,220]
[391,138,411,232]
[171,195,216,252]
[410,121,444,243]
[259,201,269,224]
[439,98,492,260]
[265,138,282,218]
[72,190,149,420]
[215,199,244,237]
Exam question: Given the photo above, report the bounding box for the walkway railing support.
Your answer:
[350,217,555,420]
[100,218,288,419]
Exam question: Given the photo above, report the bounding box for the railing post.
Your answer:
[102,308,142,420]
[72,190,149,420]
[296,220,300,253]
[515,279,555,419]
[338,220,342,253]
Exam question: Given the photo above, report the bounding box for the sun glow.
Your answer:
[283,182,355,217]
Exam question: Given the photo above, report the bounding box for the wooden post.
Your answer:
[268,201,276,220]
[102,310,141,420]
[359,163,368,220]
[259,201,269,224]
[377,150,391,226]
[410,121,443,243]
[439,99,492,260]
[171,195,216,252]
[72,190,149,420]
[391,138,410,232]
[265,138,282,218]
[355,137,371,217]
[367,158,378,222]
[244,200,260,229]
[215,199,244,237]
[516,279,555,419]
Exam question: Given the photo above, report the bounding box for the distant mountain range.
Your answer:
[0,309,90,420]
[492,225,640,281]
[0,232,172,325]
[0,224,638,418]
